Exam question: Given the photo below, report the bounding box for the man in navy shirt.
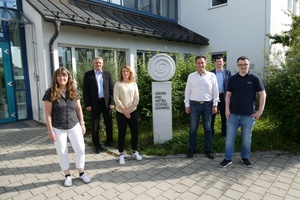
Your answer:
[219,56,266,168]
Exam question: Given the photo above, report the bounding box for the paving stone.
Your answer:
[1,120,300,200]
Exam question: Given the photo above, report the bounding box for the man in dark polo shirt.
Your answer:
[219,56,266,168]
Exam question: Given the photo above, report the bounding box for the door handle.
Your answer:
[7,81,13,86]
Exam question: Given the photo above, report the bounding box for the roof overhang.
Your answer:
[26,0,209,45]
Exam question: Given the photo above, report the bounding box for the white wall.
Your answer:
[24,1,49,122]
[179,0,294,75]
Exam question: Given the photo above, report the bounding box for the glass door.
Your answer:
[0,42,16,123]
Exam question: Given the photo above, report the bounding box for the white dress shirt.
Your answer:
[184,71,219,107]
[94,70,104,98]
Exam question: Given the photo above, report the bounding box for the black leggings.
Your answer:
[116,110,139,153]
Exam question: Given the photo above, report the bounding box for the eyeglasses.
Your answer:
[238,64,249,67]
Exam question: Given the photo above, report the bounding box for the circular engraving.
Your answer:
[147,54,176,81]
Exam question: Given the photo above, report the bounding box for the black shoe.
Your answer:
[105,141,114,147]
[95,146,103,154]
[187,149,195,158]
[219,159,232,168]
[205,150,215,159]
[241,158,252,168]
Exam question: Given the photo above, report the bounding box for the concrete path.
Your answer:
[1,120,300,200]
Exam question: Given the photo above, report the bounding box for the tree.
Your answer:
[265,14,300,140]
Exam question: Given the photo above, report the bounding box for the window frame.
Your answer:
[58,45,127,77]
[97,0,177,21]
[210,0,228,8]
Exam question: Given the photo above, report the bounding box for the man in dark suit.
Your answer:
[83,57,115,154]
[211,56,231,137]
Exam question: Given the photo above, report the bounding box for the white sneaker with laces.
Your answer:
[119,154,125,164]
[80,173,91,183]
[133,151,142,160]
[64,176,72,187]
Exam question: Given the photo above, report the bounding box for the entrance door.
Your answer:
[0,42,16,123]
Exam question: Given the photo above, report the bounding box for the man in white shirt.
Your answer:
[184,55,219,158]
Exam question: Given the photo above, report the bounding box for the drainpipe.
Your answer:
[49,19,61,76]
[29,23,43,121]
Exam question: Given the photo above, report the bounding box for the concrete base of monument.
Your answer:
[152,82,172,144]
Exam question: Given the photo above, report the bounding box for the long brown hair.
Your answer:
[119,65,134,82]
[50,67,78,102]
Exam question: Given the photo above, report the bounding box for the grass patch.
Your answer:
[86,115,300,155]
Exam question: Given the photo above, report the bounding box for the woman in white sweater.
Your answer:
[114,65,142,164]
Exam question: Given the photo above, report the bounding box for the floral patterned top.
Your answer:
[42,88,79,130]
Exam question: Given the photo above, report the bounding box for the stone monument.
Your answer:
[147,54,176,144]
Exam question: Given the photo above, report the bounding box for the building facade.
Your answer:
[0,0,297,124]
[180,0,298,74]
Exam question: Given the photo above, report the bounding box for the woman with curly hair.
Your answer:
[114,65,142,164]
[42,67,91,187]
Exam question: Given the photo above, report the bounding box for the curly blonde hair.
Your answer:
[50,67,78,102]
[119,65,134,82]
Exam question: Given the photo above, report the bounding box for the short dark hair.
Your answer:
[195,55,206,62]
[237,56,249,62]
[214,56,223,61]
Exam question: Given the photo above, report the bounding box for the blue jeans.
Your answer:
[189,101,213,151]
[224,114,255,160]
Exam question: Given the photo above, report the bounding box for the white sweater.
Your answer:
[113,81,139,113]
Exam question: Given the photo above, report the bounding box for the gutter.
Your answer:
[49,19,61,76]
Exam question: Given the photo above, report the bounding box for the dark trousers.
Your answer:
[116,110,139,153]
[91,99,113,148]
[211,93,226,137]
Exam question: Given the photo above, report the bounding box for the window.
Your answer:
[75,47,94,70]
[140,0,151,12]
[288,0,298,13]
[0,0,17,9]
[137,50,176,68]
[288,0,293,11]
[10,22,28,119]
[137,51,155,68]
[58,45,126,81]
[212,0,227,7]
[98,0,177,20]
[58,47,72,70]
[123,0,136,9]
[96,49,126,79]
[161,0,176,19]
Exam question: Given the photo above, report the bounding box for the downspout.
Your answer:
[49,19,61,76]
[29,23,42,121]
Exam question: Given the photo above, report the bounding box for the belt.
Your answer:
[98,98,105,101]
[190,100,212,104]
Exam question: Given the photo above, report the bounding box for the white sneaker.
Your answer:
[64,176,72,187]
[133,151,142,160]
[119,154,125,164]
[80,173,91,183]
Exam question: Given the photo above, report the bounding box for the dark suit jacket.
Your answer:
[211,68,231,98]
[83,69,114,111]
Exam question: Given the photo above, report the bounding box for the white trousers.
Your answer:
[53,123,85,171]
